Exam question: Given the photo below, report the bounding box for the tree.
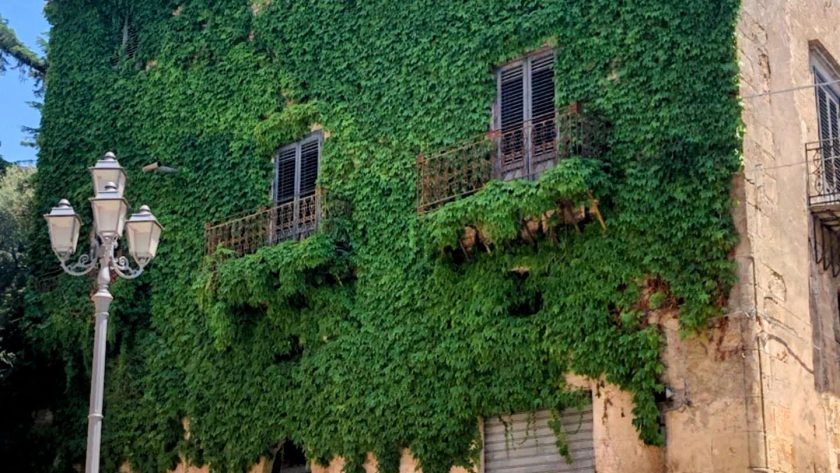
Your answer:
[0,163,35,380]
[0,164,35,269]
[0,14,46,155]
[0,14,46,79]
[0,164,55,473]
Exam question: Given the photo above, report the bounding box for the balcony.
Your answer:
[807,139,840,210]
[205,193,321,256]
[416,103,606,214]
[807,139,840,275]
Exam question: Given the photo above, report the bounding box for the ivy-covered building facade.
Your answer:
[19,0,840,472]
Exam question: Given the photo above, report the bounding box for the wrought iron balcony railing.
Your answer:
[806,139,840,276]
[807,139,840,209]
[416,104,606,214]
[205,193,320,256]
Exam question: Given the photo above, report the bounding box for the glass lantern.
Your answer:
[125,205,162,266]
[44,199,82,259]
[89,152,127,196]
[89,182,128,239]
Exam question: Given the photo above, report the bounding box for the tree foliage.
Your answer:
[0,165,35,265]
[24,1,742,472]
[0,164,57,473]
[0,14,46,79]
[0,164,36,376]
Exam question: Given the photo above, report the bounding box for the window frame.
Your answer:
[270,131,323,243]
[493,48,555,130]
[493,48,556,180]
[811,49,840,195]
[273,131,323,204]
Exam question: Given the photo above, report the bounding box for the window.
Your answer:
[273,132,322,242]
[495,50,556,180]
[483,407,595,473]
[813,54,840,195]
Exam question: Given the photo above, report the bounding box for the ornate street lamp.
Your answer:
[44,152,162,473]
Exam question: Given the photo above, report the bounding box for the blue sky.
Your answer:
[1,1,48,165]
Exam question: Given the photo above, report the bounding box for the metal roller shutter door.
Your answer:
[484,407,595,473]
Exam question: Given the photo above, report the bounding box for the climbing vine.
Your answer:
[25,1,741,472]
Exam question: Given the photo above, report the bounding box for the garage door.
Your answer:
[483,406,595,473]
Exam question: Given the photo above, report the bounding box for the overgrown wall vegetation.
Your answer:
[26,1,742,472]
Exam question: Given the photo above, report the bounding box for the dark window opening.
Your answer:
[508,270,543,317]
[274,336,304,364]
[271,441,309,473]
[813,214,840,277]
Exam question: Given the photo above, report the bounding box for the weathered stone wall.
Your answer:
[735,0,840,471]
[655,311,754,472]
[582,379,664,472]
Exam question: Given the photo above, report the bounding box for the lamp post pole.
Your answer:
[44,152,162,473]
[85,241,114,473]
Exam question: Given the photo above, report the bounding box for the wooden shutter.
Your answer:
[299,137,320,197]
[816,69,840,193]
[484,407,595,473]
[298,135,321,236]
[496,51,556,180]
[530,53,555,121]
[274,135,321,202]
[499,63,527,178]
[276,146,297,203]
[529,52,556,174]
[273,133,322,241]
[500,64,526,130]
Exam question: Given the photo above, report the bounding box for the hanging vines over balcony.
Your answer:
[416,104,607,214]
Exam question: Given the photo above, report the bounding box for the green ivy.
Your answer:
[25,1,742,472]
[422,158,606,250]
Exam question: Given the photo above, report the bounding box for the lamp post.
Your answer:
[44,152,162,473]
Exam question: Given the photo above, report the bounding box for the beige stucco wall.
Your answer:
[655,310,754,472]
[579,378,664,472]
[733,0,840,471]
